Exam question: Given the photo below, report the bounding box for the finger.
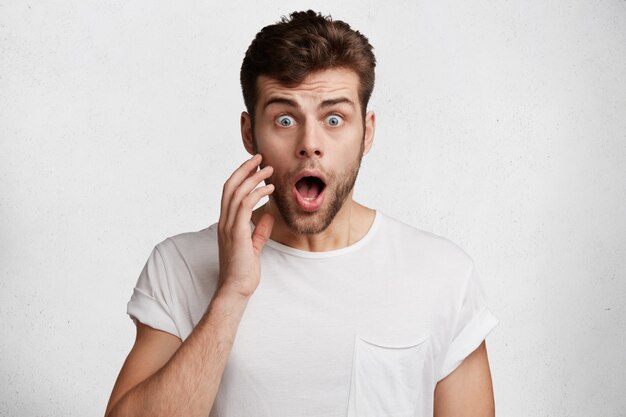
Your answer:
[220,154,262,225]
[231,183,275,234]
[221,154,261,215]
[252,212,275,255]
[226,166,274,230]
[227,165,273,224]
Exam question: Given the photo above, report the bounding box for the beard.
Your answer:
[265,144,364,235]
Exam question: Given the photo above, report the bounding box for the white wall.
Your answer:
[1,1,625,416]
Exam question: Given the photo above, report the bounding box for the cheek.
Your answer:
[258,152,289,175]
[335,136,364,160]
[254,125,293,152]
[256,140,299,168]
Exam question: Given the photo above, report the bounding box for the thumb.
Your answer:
[251,213,274,255]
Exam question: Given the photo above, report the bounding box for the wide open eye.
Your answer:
[276,115,295,127]
[325,114,344,127]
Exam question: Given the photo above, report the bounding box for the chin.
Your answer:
[283,211,335,235]
[273,189,349,236]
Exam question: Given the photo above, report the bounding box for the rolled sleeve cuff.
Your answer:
[437,307,499,381]
[126,287,179,338]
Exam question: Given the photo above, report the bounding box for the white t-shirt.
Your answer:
[127,212,498,417]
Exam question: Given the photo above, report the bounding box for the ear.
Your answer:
[363,111,376,156]
[241,111,255,155]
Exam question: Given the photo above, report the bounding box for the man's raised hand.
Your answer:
[217,154,275,299]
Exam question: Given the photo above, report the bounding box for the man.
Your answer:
[105,10,498,417]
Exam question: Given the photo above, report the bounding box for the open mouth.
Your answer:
[295,176,326,201]
[293,174,327,212]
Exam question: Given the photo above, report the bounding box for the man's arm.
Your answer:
[105,290,249,417]
[104,322,181,416]
[104,155,275,417]
[434,341,495,417]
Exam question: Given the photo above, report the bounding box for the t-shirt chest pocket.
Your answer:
[347,334,432,417]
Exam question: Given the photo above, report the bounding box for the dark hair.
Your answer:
[240,10,376,120]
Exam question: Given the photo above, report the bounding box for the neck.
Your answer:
[252,197,375,252]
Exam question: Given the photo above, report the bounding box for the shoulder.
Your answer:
[151,222,220,269]
[155,222,217,253]
[375,212,475,295]
[378,212,473,269]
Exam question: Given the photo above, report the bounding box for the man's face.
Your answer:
[243,68,375,235]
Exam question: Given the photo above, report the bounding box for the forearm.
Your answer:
[107,289,249,417]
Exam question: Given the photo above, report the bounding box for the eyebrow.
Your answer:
[262,96,356,111]
[263,97,299,110]
[319,97,355,109]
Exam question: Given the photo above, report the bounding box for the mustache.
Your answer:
[264,162,328,181]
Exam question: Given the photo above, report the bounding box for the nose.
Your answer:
[297,120,324,159]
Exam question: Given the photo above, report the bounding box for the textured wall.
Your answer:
[1,1,625,416]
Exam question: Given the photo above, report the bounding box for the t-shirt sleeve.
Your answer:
[437,263,499,381]
[126,245,180,338]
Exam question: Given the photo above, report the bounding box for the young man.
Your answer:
[105,10,498,417]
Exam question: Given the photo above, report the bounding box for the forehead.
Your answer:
[256,68,360,108]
